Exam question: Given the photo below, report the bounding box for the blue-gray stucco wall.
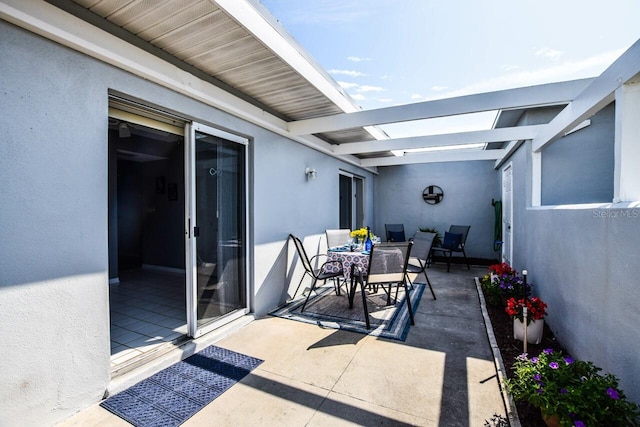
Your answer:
[0,20,375,425]
[505,129,640,405]
[374,161,501,261]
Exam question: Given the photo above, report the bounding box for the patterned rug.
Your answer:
[100,345,263,426]
[270,282,425,341]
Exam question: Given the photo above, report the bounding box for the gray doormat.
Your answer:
[100,345,263,426]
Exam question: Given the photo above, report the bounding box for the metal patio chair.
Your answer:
[431,225,471,272]
[352,241,414,329]
[325,229,352,248]
[288,234,345,312]
[384,223,406,242]
[406,231,437,300]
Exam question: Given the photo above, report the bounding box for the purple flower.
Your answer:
[564,357,574,365]
[534,374,542,381]
[574,421,585,427]
[531,357,539,364]
[607,387,620,400]
[560,388,568,394]
[549,362,559,369]
[536,387,544,394]
[543,348,554,354]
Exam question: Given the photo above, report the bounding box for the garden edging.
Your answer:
[475,276,522,427]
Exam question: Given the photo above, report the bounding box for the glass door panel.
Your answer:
[186,123,248,337]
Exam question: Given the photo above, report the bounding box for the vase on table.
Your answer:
[513,318,544,344]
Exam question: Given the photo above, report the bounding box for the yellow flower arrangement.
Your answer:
[350,227,372,240]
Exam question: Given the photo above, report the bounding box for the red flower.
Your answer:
[505,297,548,323]
[489,262,517,276]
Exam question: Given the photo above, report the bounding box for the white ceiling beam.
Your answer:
[494,140,525,169]
[333,124,544,155]
[288,79,593,135]
[214,0,359,114]
[532,39,640,152]
[360,149,507,167]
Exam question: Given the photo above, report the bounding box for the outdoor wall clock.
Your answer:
[422,185,444,204]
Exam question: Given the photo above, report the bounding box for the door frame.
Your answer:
[185,122,251,338]
[501,162,514,266]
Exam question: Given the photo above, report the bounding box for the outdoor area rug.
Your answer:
[270,282,425,341]
[100,345,263,427]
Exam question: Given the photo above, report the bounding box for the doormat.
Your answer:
[100,345,263,427]
[270,283,425,341]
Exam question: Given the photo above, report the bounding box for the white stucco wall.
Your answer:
[0,20,374,425]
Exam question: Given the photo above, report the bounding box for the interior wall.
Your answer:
[373,161,501,261]
[140,154,185,270]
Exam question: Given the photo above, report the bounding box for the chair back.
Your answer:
[411,231,437,261]
[384,223,406,242]
[289,234,313,274]
[326,229,351,248]
[448,225,470,248]
[366,241,413,285]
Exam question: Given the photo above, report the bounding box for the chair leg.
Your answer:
[402,280,415,325]
[332,278,341,296]
[424,271,436,300]
[358,273,370,329]
[291,273,307,300]
[300,277,319,312]
[462,248,470,269]
[446,251,451,272]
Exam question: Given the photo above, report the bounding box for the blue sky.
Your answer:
[259,0,640,138]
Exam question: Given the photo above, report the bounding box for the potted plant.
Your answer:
[505,349,640,426]
[505,296,547,344]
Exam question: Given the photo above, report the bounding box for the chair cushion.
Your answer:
[387,230,405,242]
[442,232,462,250]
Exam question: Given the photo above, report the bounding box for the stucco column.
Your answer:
[614,77,640,202]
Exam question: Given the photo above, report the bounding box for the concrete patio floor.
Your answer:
[58,265,509,427]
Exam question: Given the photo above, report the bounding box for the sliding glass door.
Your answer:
[186,122,248,337]
[339,172,364,230]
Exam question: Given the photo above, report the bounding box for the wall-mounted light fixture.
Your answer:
[118,122,131,138]
[305,167,317,180]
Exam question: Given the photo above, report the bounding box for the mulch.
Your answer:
[486,304,566,427]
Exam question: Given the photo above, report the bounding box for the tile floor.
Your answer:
[109,268,188,372]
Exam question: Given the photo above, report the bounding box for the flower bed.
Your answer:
[482,263,640,427]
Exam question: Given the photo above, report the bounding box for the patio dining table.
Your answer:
[326,249,370,279]
[326,248,370,308]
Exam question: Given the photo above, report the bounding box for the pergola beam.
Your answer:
[360,149,506,167]
[333,124,544,155]
[288,79,593,135]
[532,39,640,152]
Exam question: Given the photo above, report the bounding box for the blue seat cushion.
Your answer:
[388,230,405,242]
[442,232,462,250]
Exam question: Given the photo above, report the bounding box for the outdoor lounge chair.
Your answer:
[406,231,437,300]
[384,223,406,242]
[431,225,471,272]
[352,241,414,329]
[288,234,345,312]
